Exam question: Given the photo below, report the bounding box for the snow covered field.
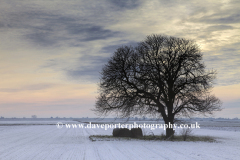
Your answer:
[0,119,240,160]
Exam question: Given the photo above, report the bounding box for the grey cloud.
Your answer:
[107,0,141,10]
[101,41,138,54]
[26,31,59,47]
[67,68,101,82]
[0,83,55,93]
[66,41,138,81]
[24,84,54,90]
[66,55,109,82]
[40,59,60,69]
[67,25,120,41]
[1,0,240,87]
[190,13,240,24]
[182,0,240,26]
[79,55,109,63]
[0,22,5,28]
[1,8,120,48]
[204,42,240,86]
[205,25,234,32]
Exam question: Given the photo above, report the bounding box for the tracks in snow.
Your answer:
[1,124,240,160]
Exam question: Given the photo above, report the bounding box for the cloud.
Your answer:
[0,83,55,93]
[204,42,240,86]
[205,25,234,31]
[101,41,138,54]
[0,0,240,118]
[66,55,109,82]
[191,13,240,24]
[24,23,120,47]
[0,3,122,48]
[65,40,139,81]
[1,0,239,85]
[67,25,120,41]
[106,0,141,10]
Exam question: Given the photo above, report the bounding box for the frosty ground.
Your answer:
[0,119,239,160]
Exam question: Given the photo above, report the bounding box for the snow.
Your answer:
[0,119,240,160]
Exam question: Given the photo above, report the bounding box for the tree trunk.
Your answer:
[166,128,174,138]
[165,117,174,138]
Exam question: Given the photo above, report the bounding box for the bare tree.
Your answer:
[31,115,37,118]
[95,34,222,138]
[180,128,193,141]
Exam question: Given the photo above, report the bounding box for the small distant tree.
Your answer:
[180,128,193,141]
[31,115,37,118]
[95,34,222,138]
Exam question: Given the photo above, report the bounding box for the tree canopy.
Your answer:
[95,34,222,137]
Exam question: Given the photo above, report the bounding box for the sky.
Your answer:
[0,0,239,118]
